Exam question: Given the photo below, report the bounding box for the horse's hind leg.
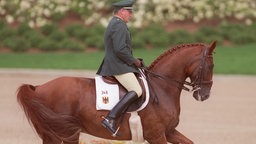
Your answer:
[166,129,193,144]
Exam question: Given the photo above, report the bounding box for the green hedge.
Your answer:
[0,20,256,52]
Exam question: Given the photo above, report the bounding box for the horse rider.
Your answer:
[96,0,143,136]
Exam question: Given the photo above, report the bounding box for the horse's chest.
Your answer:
[169,117,179,129]
[164,108,180,129]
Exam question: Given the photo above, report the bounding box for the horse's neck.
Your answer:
[150,47,195,82]
[149,46,199,108]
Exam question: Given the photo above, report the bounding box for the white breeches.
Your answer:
[114,72,142,97]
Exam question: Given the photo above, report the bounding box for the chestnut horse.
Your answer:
[17,41,216,144]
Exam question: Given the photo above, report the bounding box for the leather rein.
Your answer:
[140,47,212,103]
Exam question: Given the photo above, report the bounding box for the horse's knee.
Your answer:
[145,133,168,144]
[166,129,193,144]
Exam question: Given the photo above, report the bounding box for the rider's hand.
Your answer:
[134,59,142,68]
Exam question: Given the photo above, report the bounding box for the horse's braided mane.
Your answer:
[148,43,205,69]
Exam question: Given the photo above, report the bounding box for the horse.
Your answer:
[17,41,216,144]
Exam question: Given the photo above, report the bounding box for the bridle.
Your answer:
[186,47,213,92]
[141,46,213,103]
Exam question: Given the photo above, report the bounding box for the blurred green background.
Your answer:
[0,0,255,74]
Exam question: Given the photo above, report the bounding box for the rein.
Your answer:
[142,68,192,91]
[140,46,212,103]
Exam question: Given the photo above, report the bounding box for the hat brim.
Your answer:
[112,0,135,8]
[123,7,133,10]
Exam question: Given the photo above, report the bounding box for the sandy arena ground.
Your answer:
[0,69,255,144]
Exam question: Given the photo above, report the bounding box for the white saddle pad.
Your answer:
[95,76,119,110]
[95,73,149,111]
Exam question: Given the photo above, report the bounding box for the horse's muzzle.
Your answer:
[193,90,210,101]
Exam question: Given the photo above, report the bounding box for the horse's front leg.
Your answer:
[144,132,168,144]
[166,129,193,144]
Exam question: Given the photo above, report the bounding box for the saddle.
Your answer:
[102,74,146,112]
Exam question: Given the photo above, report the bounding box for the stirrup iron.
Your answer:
[101,116,108,122]
[101,116,120,137]
[112,126,120,137]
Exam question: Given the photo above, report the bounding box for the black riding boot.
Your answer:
[101,91,138,136]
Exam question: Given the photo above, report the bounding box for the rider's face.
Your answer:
[120,8,133,23]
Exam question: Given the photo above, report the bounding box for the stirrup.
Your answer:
[112,126,120,137]
[101,116,120,137]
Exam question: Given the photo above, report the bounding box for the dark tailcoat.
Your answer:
[97,16,139,76]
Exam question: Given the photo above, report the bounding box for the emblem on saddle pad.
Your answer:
[102,97,109,104]
[102,91,109,104]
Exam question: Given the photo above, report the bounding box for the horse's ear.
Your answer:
[208,41,217,55]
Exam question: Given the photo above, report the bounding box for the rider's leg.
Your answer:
[114,72,142,97]
[101,73,142,135]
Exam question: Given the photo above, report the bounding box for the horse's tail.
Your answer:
[17,84,82,143]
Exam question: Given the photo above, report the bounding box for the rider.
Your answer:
[96,0,143,136]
